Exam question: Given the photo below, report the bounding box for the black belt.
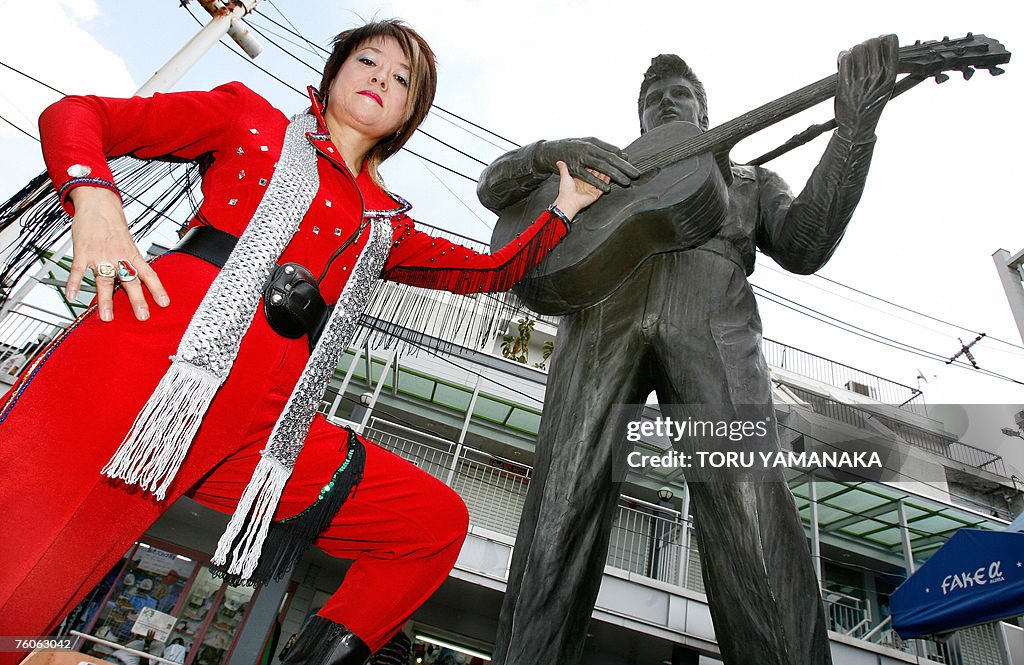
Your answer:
[172,226,331,351]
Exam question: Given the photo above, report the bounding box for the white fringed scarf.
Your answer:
[102,114,393,581]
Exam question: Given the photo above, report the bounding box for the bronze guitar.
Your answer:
[490,34,1010,315]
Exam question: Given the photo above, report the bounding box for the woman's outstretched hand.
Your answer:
[551,160,613,222]
[67,187,170,322]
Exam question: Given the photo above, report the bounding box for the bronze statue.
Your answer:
[477,36,900,665]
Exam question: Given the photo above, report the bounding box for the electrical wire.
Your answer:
[0,60,65,95]
[754,286,1024,386]
[191,6,485,184]
[410,156,492,230]
[183,5,306,96]
[0,112,38,141]
[416,128,489,167]
[814,271,1024,352]
[402,148,478,183]
[427,109,518,153]
[250,7,521,147]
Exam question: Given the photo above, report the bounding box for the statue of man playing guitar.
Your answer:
[477,35,899,665]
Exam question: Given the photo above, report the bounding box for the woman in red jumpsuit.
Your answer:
[0,19,609,665]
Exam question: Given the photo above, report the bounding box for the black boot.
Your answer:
[279,616,371,665]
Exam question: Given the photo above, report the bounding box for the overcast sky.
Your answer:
[0,0,1022,467]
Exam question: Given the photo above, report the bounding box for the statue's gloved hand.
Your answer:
[835,34,898,143]
[532,137,640,193]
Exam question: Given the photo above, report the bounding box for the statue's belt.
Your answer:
[172,225,330,350]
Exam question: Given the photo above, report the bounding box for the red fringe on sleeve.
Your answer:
[380,211,568,294]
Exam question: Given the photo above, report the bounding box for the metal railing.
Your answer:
[0,304,73,384]
[362,419,707,591]
[786,386,1008,478]
[875,622,1008,665]
[763,337,925,409]
[823,590,870,637]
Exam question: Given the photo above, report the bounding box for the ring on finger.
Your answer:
[94,261,117,279]
[117,260,139,283]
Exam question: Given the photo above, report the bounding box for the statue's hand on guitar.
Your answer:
[534,137,640,193]
[836,34,899,142]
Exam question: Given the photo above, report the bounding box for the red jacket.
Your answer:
[38,81,567,304]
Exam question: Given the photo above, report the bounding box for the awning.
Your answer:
[891,524,1024,638]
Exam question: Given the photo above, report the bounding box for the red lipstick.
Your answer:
[359,90,383,106]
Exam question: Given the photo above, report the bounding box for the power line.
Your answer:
[427,109,514,153]
[245,17,321,75]
[205,9,1024,370]
[201,7,488,182]
[813,271,1024,352]
[183,4,306,96]
[257,2,323,61]
[0,60,66,95]
[430,105,520,148]
[402,148,478,183]
[0,112,38,141]
[755,284,953,360]
[411,156,492,230]
[248,8,522,148]
[417,129,489,167]
[754,286,1024,386]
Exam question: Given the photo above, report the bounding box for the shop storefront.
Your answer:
[59,539,260,665]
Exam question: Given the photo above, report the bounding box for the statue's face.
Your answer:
[640,75,701,132]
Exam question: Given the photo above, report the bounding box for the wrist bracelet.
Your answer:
[57,176,120,204]
[546,202,572,228]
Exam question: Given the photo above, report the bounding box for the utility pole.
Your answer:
[136,1,262,97]
[993,248,1024,345]
[0,0,262,317]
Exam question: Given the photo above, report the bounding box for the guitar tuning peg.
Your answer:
[988,66,1006,76]
[966,32,973,39]
[942,35,950,43]
[961,67,975,80]
[934,72,950,84]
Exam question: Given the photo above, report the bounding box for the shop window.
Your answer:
[62,541,256,665]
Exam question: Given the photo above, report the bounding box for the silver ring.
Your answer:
[117,260,139,283]
[95,262,116,279]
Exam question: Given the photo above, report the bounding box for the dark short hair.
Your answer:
[318,20,437,183]
[637,54,709,132]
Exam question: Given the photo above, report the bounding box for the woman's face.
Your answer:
[326,36,412,143]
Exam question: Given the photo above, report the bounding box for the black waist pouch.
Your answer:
[263,263,331,351]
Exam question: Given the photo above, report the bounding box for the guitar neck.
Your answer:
[633,34,1012,174]
[635,73,840,173]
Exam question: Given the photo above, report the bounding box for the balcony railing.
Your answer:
[875,621,1008,665]
[0,304,73,385]
[786,386,1009,479]
[763,337,925,410]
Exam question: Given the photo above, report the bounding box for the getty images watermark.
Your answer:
[611,405,907,483]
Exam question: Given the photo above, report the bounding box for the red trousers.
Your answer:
[0,253,468,661]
